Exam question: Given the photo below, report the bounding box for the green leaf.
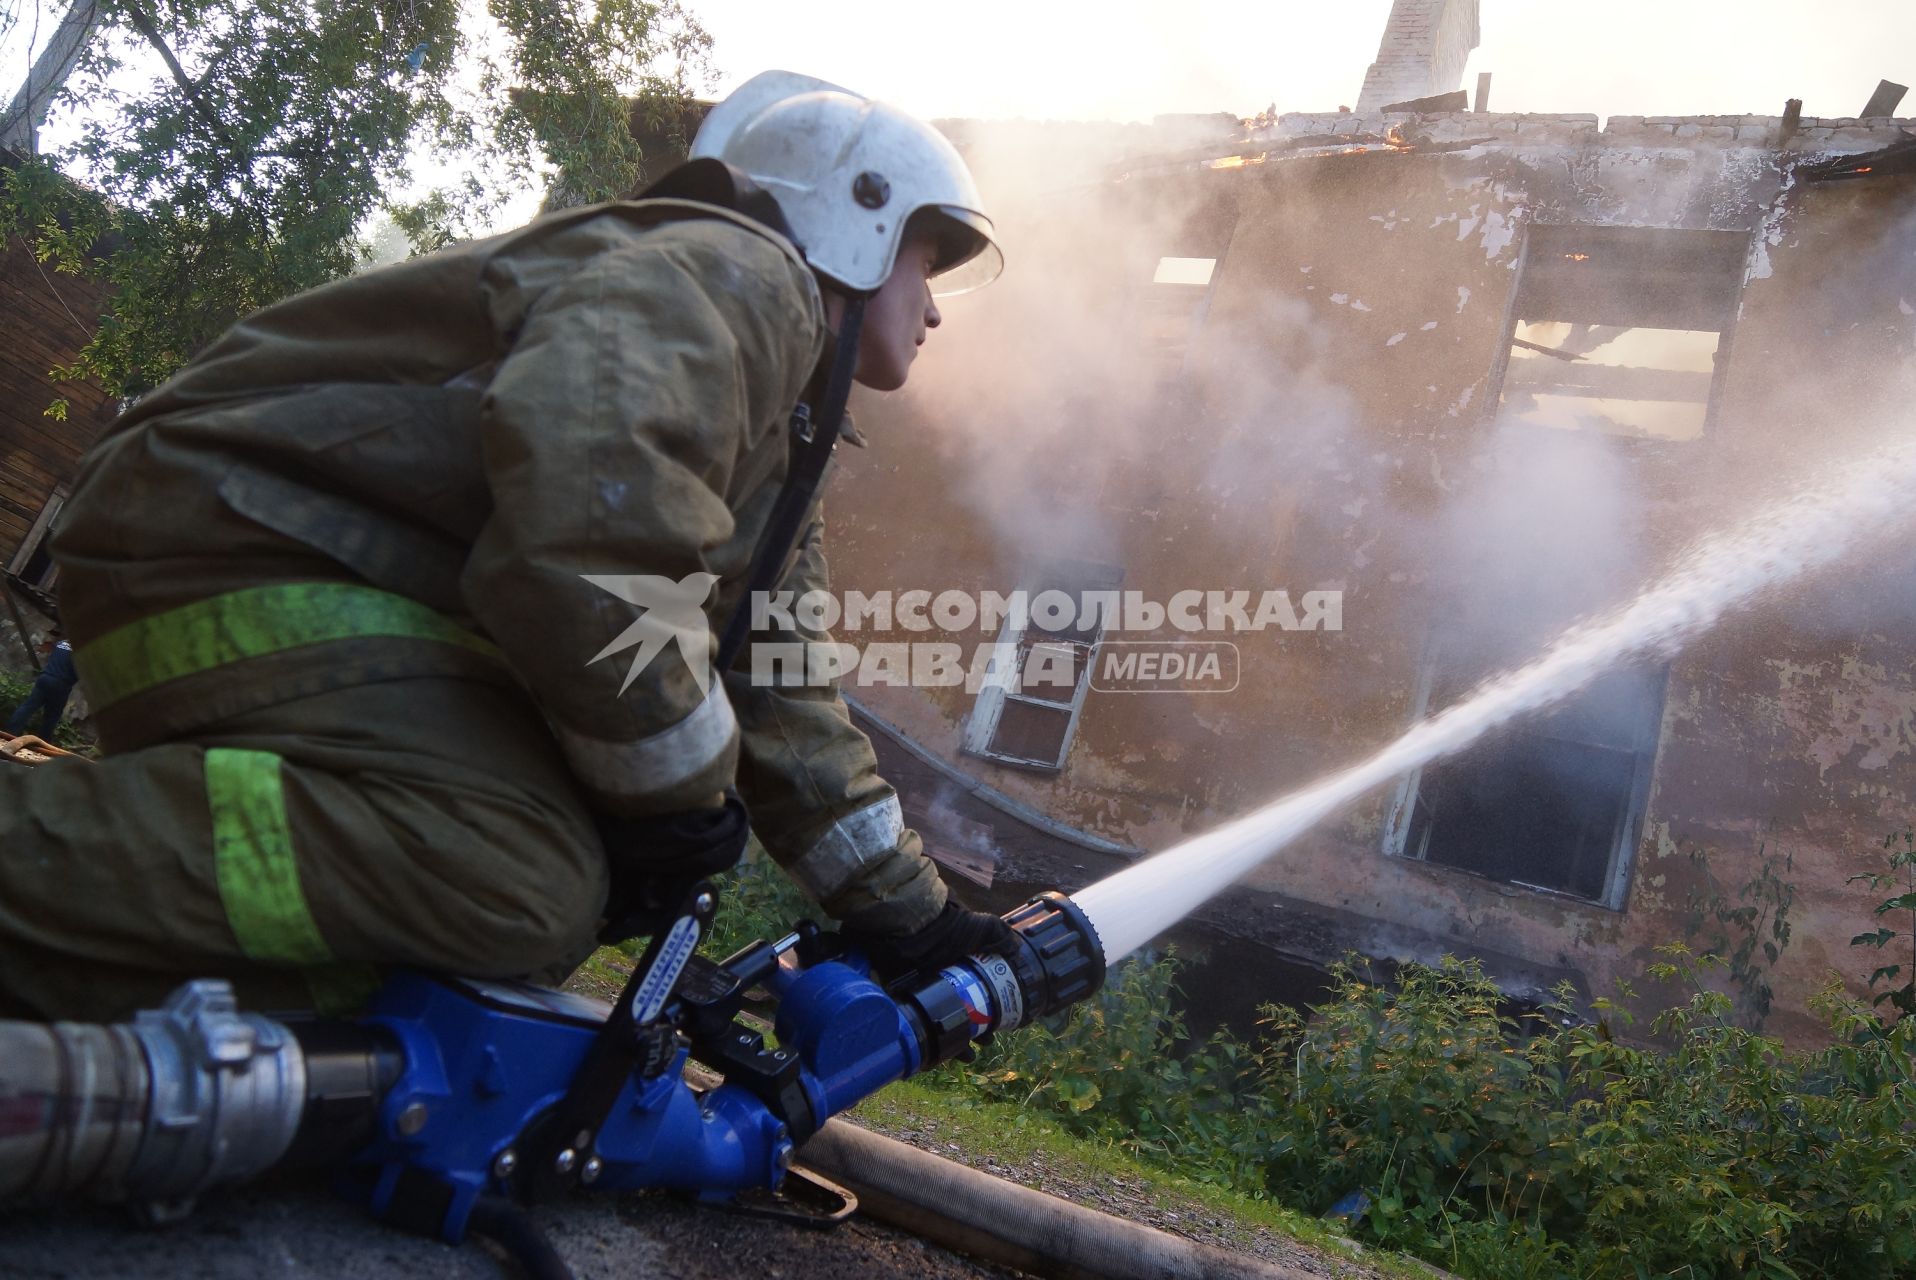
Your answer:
[7,0,712,398]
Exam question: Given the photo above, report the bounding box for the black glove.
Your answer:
[846,900,1020,980]
[596,791,751,943]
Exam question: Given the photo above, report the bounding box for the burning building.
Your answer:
[820,9,1916,1041]
[0,166,117,641]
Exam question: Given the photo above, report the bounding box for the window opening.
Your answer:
[1489,225,1748,443]
[7,486,67,591]
[1153,256,1217,286]
[964,559,1122,771]
[1142,255,1219,371]
[1385,653,1667,909]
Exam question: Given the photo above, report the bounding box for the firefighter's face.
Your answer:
[852,233,942,392]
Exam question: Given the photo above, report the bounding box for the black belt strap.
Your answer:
[633,157,870,677]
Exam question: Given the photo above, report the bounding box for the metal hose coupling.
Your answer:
[0,979,399,1221]
[893,891,1107,1070]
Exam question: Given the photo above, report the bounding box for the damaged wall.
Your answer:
[828,108,1916,1043]
[0,208,119,594]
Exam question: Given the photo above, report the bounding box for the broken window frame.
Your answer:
[1481,223,1753,445]
[1137,253,1225,377]
[7,486,68,592]
[963,561,1123,772]
[1128,185,1242,378]
[1382,639,1668,911]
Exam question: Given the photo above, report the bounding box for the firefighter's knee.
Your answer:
[444,837,607,978]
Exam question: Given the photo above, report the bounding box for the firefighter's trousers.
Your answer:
[0,677,608,1021]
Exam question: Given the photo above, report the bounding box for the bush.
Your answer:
[924,944,1916,1280]
[1851,829,1916,1018]
[698,839,821,960]
[685,839,1916,1278]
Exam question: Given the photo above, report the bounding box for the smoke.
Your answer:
[881,134,1384,605]
[1428,415,1649,666]
[1075,433,1916,962]
[882,136,1195,572]
[885,125,1657,676]
[843,117,1916,880]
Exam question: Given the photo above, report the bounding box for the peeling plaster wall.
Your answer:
[831,114,1916,1042]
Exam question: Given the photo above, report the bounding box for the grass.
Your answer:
[564,946,633,1002]
[851,1074,1429,1279]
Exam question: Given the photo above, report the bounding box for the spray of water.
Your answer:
[1073,437,1916,965]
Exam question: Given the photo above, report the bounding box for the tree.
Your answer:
[0,0,711,406]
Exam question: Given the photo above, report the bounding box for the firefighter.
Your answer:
[0,71,1013,1021]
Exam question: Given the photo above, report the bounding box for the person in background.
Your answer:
[6,627,77,740]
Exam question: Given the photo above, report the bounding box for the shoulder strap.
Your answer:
[714,299,864,674]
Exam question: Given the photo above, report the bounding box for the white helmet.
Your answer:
[691,71,1003,297]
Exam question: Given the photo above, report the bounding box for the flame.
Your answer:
[1563,252,1592,262]
[1856,165,1875,173]
[1207,153,1268,170]
[1383,124,1415,151]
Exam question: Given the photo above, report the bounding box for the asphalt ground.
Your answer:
[0,1168,1021,1280]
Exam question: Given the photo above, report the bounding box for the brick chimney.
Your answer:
[1355,0,1482,113]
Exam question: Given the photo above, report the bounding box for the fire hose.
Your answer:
[0,888,1104,1275]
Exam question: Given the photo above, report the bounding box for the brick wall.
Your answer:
[1605,114,1916,151]
[1355,0,1482,113]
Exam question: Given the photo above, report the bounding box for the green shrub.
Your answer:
[698,839,821,960]
[922,942,1916,1279]
[1684,839,1797,1029]
[1257,957,1574,1234]
[1851,830,1916,1018]
[1561,959,1916,1278]
[953,951,1183,1120]
[680,839,1916,1278]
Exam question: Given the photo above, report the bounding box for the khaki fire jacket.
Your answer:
[52,198,946,933]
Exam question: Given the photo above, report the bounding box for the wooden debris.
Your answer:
[0,732,85,765]
[905,799,1002,888]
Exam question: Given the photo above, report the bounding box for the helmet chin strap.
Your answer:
[715,295,866,674]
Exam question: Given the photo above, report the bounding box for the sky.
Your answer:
[0,0,1905,240]
[2,1,1909,132]
[699,0,1916,124]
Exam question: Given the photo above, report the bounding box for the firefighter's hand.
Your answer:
[847,900,1019,980]
[596,792,751,942]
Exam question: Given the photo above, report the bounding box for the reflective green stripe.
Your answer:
[79,583,503,711]
[205,747,330,967]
